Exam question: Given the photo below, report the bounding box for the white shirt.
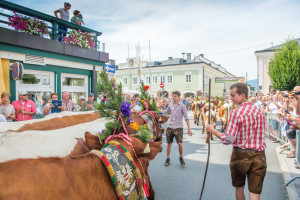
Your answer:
[59,8,70,21]
[268,103,279,114]
[0,114,7,122]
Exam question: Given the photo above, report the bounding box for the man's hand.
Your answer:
[58,106,64,111]
[206,124,215,133]
[187,128,192,136]
[50,104,55,109]
[87,104,93,109]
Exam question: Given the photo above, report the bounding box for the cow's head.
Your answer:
[152,113,169,125]
[85,132,162,160]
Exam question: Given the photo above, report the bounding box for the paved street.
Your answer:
[148,111,289,200]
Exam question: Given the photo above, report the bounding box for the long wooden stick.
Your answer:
[199,79,211,200]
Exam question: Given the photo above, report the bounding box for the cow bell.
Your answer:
[158,117,163,123]
[143,143,151,153]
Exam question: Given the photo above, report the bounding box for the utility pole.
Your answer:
[128,44,130,95]
[246,72,248,84]
[149,40,152,96]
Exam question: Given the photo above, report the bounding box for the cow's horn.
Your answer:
[143,143,151,153]
[158,117,162,122]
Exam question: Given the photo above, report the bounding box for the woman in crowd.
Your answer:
[0,92,15,122]
[130,97,141,115]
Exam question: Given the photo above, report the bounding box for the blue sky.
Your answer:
[6,0,300,80]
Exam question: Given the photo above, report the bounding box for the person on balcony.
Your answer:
[71,10,81,26]
[54,2,71,42]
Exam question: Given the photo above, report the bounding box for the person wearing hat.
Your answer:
[12,91,37,121]
[74,96,86,112]
[80,93,99,111]
[54,2,71,42]
[71,10,81,26]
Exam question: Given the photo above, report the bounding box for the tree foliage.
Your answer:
[139,81,161,113]
[96,70,125,136]
[268,39,300,91]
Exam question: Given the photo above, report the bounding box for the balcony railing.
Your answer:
[0,1,102,51]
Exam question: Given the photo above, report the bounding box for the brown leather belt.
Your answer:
[233,147,265,153]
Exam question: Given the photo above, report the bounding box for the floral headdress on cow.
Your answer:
[97,71,152,142]
[139,82,162,114]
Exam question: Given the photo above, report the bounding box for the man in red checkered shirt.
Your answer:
[207,83,266,200]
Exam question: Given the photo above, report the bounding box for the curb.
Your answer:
[276,146,299,200]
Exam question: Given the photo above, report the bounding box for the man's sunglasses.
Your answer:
[22,94,28,96]
[295,91,300,95]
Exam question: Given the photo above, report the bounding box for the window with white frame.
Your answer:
[123,76,128,85]
[16,69,55,106]
[160,74,165,83]
[132,75,138,85]
[145,75,151,84]
[185,72,192,83]
[167,73,173,84]
[153,75,158,84]
[61,73,88,104]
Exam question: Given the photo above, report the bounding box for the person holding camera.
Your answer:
[43,93,64,116]
[80,93,98,111]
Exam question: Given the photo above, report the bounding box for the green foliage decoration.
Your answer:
[139,81,162,113]
[96,70,129,138]
[136,125,151,143]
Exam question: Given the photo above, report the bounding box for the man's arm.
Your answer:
[162,104,171,114]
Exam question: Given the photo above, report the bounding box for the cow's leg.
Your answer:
[220,119,224,132]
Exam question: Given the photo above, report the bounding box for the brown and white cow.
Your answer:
[0,135,162,200]
[202,103,217,143]
[0,116,110,162]
[192,101,205,125]
[0,111,100,133]
[218,103,234,132]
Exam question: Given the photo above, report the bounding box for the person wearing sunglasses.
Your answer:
[130,97,141,115]
[12,91,37,121]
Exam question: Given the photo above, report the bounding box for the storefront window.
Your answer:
[62,77,85,86]
[69,92,86,104]
[19,74,50,85]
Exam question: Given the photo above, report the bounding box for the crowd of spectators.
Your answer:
[248,86,300,168]
[0,91,99,122]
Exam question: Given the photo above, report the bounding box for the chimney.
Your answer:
[168,57,173,60]
[187,53,191,60]
[200,54,204,57]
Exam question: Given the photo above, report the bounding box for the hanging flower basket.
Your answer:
[63,29,95,49]
[8,12,48,37]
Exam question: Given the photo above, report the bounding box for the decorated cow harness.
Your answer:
[91,141,144,200]
[92,114,150,200]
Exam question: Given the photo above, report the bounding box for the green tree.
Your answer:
[268,39,300,91]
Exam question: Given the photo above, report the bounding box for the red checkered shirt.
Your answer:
[221,102,266,151]
[164,102,189,129]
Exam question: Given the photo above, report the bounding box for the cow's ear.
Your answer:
[85,131,103,151]
[131,137,162,160]
[153,113,169,124]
